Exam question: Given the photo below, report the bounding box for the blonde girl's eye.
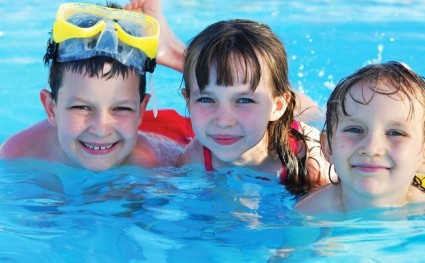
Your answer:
[387,130,406,137]
[236,97,255,104]
[343,126,363,134]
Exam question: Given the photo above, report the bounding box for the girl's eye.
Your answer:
[236,98,255,104]
[387,130,405,137]
[343,127,363,133]
[196,97,214,103]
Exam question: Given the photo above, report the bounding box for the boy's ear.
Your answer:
[137,94,151,126]
[140,93,151,110]
[40,89,57,126]
[140,93,151,111]
[269,93,291,121]
[137,93,151,128]
[320,131,333,163]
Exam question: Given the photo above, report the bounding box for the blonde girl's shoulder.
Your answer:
[294,184,341,215]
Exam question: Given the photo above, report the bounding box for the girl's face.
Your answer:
[327,80,425,209]
[185,62,288,166]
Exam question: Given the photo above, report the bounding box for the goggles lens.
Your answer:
[52,3,159,74]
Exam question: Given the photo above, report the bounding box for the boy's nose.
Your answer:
[358,132,385,157]
[88,111,114,137]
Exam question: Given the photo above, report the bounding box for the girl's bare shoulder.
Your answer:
[294,184,341,215]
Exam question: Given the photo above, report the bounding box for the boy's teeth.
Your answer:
[84,143,113,150]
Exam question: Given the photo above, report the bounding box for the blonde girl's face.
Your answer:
[327,80,425,206]
[185,60,288,166]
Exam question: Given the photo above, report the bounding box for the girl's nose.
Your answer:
[213,103,236,128]
[358,132,385,157]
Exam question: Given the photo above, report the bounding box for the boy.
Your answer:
[0,2,182,171]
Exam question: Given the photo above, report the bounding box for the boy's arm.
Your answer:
[125,0,185,72]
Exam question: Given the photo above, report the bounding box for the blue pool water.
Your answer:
[1,0,425,261]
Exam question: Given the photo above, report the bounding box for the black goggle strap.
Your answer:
[43,33,59,65]
[145,57,156,73]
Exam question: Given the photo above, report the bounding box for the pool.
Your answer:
[1,0,425,261]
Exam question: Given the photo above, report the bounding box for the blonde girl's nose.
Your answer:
[358,132,385,157]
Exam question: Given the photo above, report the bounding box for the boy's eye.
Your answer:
[196,97,214,103]
[70,105,91,111]
[236,98,255,104]
[114,107,134,112]
[343,127,363,133]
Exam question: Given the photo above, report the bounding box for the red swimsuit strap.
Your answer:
[288,121,301,153]
[279,121,301,183]
[203,147,214,171]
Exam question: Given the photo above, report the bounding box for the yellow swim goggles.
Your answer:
[52,3,159,74]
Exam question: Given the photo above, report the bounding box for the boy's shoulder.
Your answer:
[176,138,204,166]
[129,132,184,167]
[0,120,56,159]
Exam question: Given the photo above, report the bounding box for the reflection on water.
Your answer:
[1,159,425,261]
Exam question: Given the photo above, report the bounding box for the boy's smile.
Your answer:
[81,141,117,153]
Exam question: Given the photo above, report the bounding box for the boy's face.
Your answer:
[327,80,425,204]
[46,64,147,171]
